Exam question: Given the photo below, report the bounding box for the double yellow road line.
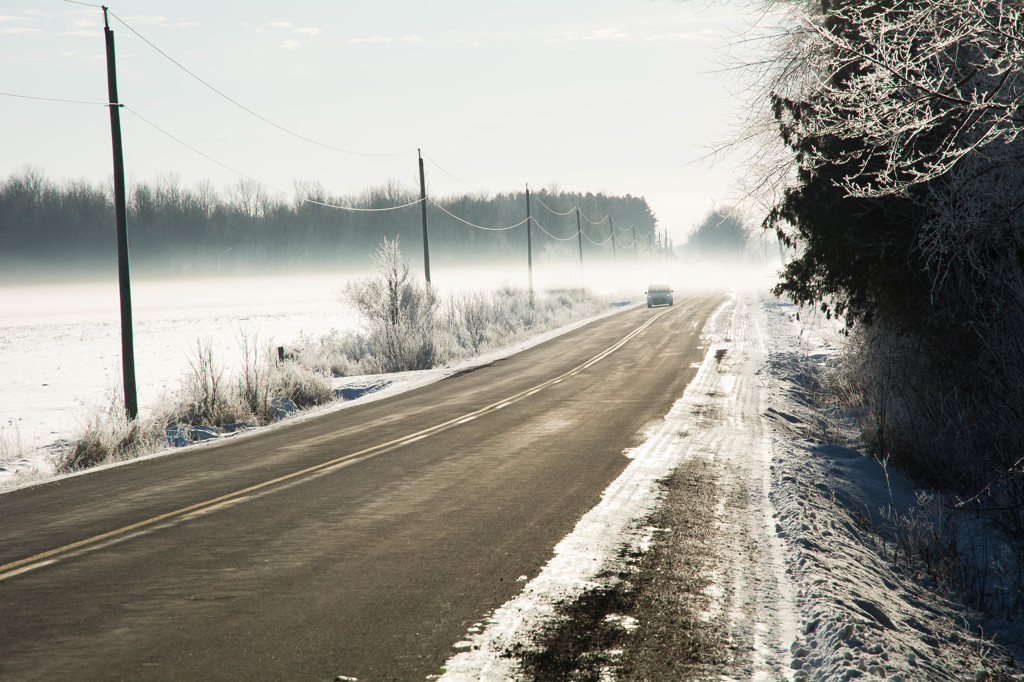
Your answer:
[0,306,676,582]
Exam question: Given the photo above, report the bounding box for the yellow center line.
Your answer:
[0,305,677,582]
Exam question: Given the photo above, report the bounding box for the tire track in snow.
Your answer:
[697,291,798,680]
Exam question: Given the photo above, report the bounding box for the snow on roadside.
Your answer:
[764,300,1023,682]
[439,290,1024,681]
[438,290,800,680]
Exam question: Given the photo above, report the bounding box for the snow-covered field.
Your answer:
[1,272,356,462]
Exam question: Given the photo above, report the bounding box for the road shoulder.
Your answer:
[437,290,799,680]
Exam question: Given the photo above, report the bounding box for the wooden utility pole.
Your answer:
[525,184,534,296]
[104,7,138,420]
[631,224,638,258]
[608,216,617,262]
[418,149,431,285]
[575,208,584,287]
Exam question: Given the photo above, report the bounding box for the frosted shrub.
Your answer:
[268,360,334,409]
[446,288,534,354]
[837,319,1024,618]
[838,314,1024,492]
[0,426,24,463]
[490,286,534,335]
[537,288,589,328]
[447,290,495,352]
[173,338,251,426]
[290,329,375,377]
[237,330,271,421]
[342,237,443,372]
[327,253,614,375]
[442,287,603,358]
[171,335,334,426]
[58,392,163,473]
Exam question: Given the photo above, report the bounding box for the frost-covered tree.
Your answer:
[762,0,1024,486]
[342,238,441,373]
[684,207,753,261]
[795,0,1024,198]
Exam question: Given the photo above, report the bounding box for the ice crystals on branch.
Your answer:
[790,0,1024,199]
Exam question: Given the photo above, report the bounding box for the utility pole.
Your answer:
[104,7,138,420]
[631,224,638,259]
[608,216,617,262]
[418,149,431,285]
[525,184,534,297]
[575,208,584,288]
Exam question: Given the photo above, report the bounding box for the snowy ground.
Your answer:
[764,301,1023,682]
[438,290,1024,680]
[0,272,355,459]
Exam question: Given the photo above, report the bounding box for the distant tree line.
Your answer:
[682,207,757,262]
[0,167,661,280]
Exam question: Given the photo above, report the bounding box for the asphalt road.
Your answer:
[0,291,724,681]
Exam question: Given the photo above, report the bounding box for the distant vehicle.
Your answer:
[646,283,673,308]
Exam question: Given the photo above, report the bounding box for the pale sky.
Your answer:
[0,0,758,242]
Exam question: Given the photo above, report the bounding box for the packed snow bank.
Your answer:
[764,301,1023,682]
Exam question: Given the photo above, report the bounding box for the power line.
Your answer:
[530,192,620,227]
[0,91,110,106]
[581,230,613,247]
[531,193,577,217]
[533,218,580,242]
[2,92,639,236]
[4,85,654,239]
[430,197,528,232]
[107,9,411,158]
[509,193,620,245]
[576,208,610,225]
[420,152,486,193]
[125,106,424,213]
[48,4,663,252]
